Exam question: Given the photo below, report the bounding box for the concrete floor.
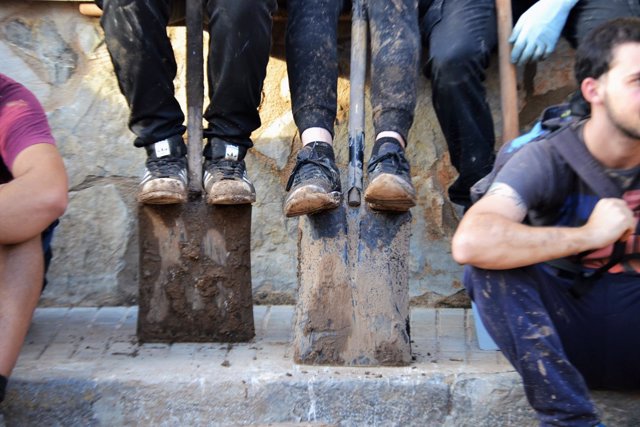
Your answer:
[3,307,639,426]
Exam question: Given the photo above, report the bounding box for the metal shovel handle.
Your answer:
[347,0,367,207]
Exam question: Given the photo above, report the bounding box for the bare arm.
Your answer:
[451,183,635,269]
[0,143,68,245]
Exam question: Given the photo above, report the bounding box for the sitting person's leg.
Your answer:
[100,0,188,204]
[203,0,276,205]
[563,0,640,48]
[283,0,346,217]
[425,0,496,210]
[364,0,420,212]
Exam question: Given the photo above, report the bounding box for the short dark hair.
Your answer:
[575,17,640,84]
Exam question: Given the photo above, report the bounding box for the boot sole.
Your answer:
[138,178,187,204]
[205,180,256,205]
[284,186,341,217]
[364,173,416,212]
[137,192,188,204]
[206,194,256,205]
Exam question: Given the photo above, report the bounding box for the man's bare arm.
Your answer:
[0,143,68,244]
[451,183,634,269]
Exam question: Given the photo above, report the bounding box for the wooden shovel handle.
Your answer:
[496,0,519,143]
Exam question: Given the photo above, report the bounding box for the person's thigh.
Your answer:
[428,0,496,66]
[564,0,640,48]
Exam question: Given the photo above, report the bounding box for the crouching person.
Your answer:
[452,18,640,427]
[0,74,68,405]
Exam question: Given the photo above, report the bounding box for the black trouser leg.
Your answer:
[203,0,276,149]
[563,0,640,47]
[286,0,347,137]
[426,0,496,208]
[100,0,186,148]
[368,0,420,143]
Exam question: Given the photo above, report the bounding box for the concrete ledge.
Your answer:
[4,307,639,426]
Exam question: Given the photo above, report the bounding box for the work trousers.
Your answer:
[286,0,420,144]
[99,0,276,148]
[465,263,640,426]
[421,0,640,207]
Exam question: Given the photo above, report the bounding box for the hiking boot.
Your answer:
[137,135,188,204]
[284,141,341,217]
[203,139,255,205]
[364,137,416,212]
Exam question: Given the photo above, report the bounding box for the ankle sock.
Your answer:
[0,374,7,403]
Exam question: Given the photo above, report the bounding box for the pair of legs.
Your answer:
[284,0,421,216]
[465,264,640,426]
[99,0,276,204]
[422,0,640,209]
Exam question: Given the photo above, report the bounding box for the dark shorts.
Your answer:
[41,219,58,290]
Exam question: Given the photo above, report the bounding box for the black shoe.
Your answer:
[284,141,341,217]
[202,139,255,205]
[364,137,416,212]
[138,135,188,204]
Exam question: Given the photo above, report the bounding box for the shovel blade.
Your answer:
[137,201,254,342]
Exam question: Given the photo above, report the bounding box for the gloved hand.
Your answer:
[509,0,579,66]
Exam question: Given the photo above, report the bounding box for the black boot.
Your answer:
[364,137,416,212]
[284,141,342,217]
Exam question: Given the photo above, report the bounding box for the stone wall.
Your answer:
[0,2,577,306]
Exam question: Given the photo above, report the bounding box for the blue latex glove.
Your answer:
[509,0,579,67]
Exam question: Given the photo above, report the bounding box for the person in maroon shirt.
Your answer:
[0,74,68,404]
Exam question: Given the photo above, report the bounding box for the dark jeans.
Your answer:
[465,264,640,426]
[99,0,276,149]
[41,219,58,290]
[286,0,420,144]
[421,0,640,208]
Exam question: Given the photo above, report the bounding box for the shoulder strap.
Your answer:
[551,125,622,198]
[547,125,630,298]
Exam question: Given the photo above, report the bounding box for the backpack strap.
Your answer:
[546,125,632,297]
[550,125,622,199]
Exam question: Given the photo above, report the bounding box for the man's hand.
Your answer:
[509,0,579,67]
[582,198,636,249]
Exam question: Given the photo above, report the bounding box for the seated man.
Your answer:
[452,18,640,426]
[0,74,68,405]
[421,0,640,211]
[97,0,276,205]
[283,0,420,216]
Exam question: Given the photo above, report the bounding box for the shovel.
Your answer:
[293,0,412,366]
[137,0,254,343]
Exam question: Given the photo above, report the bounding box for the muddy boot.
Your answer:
[364,137,416,212]
[202,138,255,205]
[284,141,341,217]
[137,135,188,204]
